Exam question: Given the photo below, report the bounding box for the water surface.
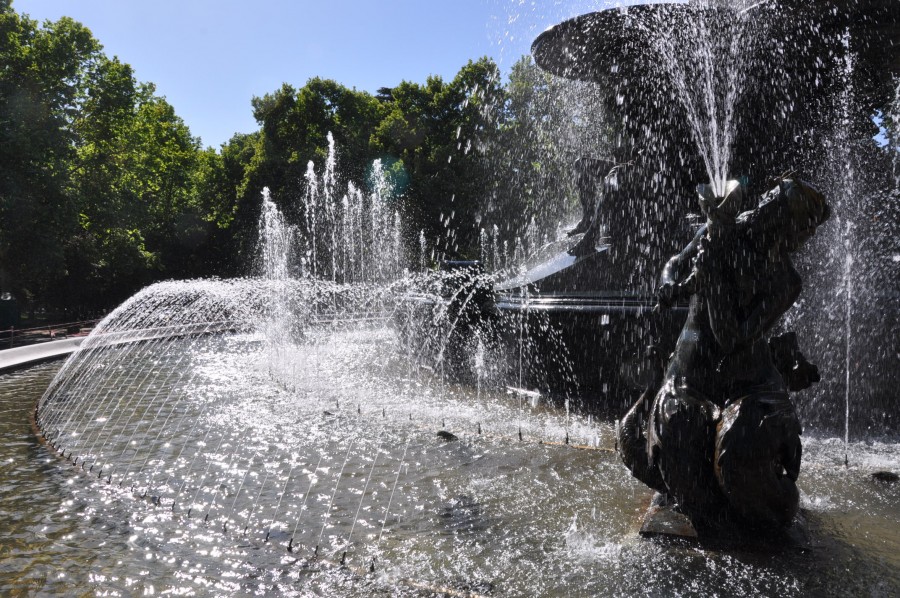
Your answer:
[2,349,899,596]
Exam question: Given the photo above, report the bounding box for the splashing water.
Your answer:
[299,133,404,283]
[647,2,761,196]
[14,4,900,594]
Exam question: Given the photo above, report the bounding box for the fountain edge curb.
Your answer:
[0,338,84,375]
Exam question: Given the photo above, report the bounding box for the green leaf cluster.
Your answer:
[0,3,215,314]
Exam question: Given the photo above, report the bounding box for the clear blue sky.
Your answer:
[15,1,635,149]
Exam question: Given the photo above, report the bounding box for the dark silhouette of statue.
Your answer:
[568,157,616,237]
[617,177,830,529]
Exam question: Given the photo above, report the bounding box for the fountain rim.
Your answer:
[0,338,86,375]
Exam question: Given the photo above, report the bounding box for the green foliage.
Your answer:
[0,2,611,315]
[372,58,504,258]
[0,6,211,313]
[247,78,385,204]
[0,8,100,311]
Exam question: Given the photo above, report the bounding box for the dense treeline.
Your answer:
[1,2,212,315]
[1,1,593,319]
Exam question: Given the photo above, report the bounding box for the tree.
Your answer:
[375,58,505,260]
[229,79,386,274]
[193,132,261,275]
[248,78,385,206]
[67,54,202,306]
[1,4,212,313]
[0,8,101,312]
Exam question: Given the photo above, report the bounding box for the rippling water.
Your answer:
[3,348,900,596]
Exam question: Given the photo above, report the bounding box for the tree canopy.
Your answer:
[0,2,587,317]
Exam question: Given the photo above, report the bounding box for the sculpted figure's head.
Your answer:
[753,178,831,251]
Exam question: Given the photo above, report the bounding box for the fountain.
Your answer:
[486,0,900,429]
[2,0,899,595]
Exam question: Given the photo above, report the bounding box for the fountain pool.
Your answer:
[3,329,900,595]
[4,268,900,595]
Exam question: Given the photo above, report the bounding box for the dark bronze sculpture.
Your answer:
[568,157,616,237]
[617,178,830,529]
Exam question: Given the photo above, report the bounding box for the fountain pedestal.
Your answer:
[496,0,900,408]
[640,497,814,553]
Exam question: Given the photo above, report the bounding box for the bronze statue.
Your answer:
[617,177,830,529]
[568,157,616,237]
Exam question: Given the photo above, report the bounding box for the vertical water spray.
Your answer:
[834,29,857,461]
[647,1,761,195]
[304,161,319,278]
[843,243,853,463]
[893,82,900,189]
[300,136,403,283]
[258,188,296,375]
[325,132,338,283]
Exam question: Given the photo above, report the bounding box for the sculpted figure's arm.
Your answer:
[656,226,706,309]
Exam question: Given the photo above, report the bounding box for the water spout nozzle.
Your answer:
[287,538,293,552]
[697,179,745,223]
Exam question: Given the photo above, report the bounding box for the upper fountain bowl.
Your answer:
[532,0,900,108]
[531,3,700,85]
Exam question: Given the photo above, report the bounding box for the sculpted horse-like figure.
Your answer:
[617,178,830,528]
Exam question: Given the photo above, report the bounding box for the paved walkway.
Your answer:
[0,338,84,374]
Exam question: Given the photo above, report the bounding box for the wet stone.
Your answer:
[871,471,899,483]
[640,503,698,539]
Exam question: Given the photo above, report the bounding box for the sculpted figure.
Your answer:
[568,157,616,236]
[617,178,830,528]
